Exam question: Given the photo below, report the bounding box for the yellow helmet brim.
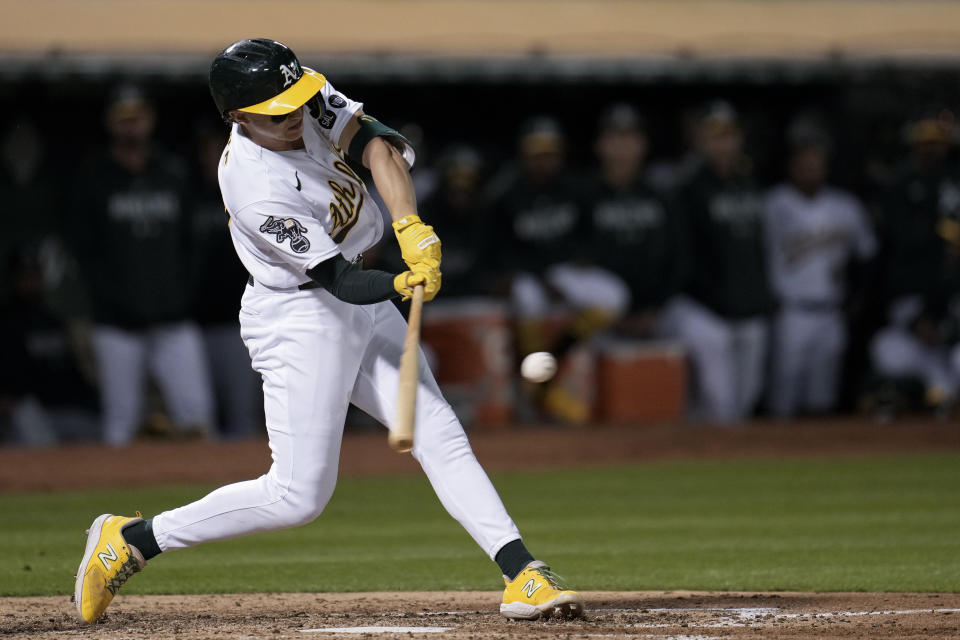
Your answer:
[238,67,327,116]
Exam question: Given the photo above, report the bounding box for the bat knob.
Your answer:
[388,431,413,453]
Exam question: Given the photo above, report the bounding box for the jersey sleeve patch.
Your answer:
[316,79,362,144]
[259,215,311,253]
[319,110,337,130]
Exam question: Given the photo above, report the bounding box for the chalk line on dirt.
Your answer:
[300,626,453,634]
[603,606,960,629]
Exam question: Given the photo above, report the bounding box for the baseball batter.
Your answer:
[74,39,584,623]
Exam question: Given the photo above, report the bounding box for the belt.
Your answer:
[247,274,321,291]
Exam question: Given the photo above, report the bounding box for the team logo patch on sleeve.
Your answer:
[319,111,337,129]
[260,216,311,253]
[328,94,347,108]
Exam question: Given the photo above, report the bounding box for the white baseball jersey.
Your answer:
[219,77,413,288]
[764,184,877,306]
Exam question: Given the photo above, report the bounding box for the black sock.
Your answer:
[495,539,535,580]
[122,518,162,561]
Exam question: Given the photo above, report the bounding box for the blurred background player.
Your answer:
[0,117,97,445]
[0,249,99,446]
[375,144,488,299]
[0,117,88,320]
[486,116,629,421]
[583,104,682,339]
[670,101,773,423]
[0,118,59,297]
[67,86,214,446]
[189,120,262,439]
[870,110,960,412]
[764,121,878,418]
[416,145,488,298]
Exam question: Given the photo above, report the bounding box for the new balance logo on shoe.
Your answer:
[98,543,119,570]
[522,578,543,598]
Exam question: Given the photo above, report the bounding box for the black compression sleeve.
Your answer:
[306,255,398,304]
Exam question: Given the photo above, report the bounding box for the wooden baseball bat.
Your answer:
[389,284,424,453]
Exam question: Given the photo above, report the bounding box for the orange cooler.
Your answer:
[420,299,514,427]
[596,341,687,424]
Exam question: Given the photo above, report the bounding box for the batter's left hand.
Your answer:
[393,214,442,270]
[394,263,441,301]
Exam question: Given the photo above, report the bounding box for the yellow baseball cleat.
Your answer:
[74,514,146,623]
[500,561,585,620]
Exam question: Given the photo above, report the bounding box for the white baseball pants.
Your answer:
[768,308,846,417]
[511,264,631,319]
[871,326,959,395]
[92,322,214,447]
[666,296,769,424]
[152,285,522,559]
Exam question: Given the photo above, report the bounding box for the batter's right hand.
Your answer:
[394,264,441,301]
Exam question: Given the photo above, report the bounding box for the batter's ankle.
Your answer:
[496,539,536,580]
[122,518,162,561]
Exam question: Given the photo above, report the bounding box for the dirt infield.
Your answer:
[2,418,958,492]
[2,591,959,639]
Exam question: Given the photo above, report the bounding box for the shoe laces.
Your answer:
[105,553,143,595]
[530,565,568,590]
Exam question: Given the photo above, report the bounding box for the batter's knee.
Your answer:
[269,478,337,529]
[411,413,471,464]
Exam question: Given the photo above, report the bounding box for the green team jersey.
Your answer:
[486,168,585,275]
[416,188,491,298]
[581,174,683,312]
[69,149,196,329]
[677,163,773,318]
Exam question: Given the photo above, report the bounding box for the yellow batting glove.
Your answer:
[410,261,441,301]
[392,214,442,269]
[393,271,426,301]
[393,265,441,302]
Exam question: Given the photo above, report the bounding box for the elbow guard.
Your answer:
[348,115,415,168]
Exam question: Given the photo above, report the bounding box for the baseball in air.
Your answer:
[520,351,558,383]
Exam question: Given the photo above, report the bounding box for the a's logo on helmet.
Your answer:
[260,216,310,253]
[279,63,299,88]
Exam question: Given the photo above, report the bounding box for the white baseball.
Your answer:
[520,351,557,383]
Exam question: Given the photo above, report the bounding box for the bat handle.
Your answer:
[390,284,424,453]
